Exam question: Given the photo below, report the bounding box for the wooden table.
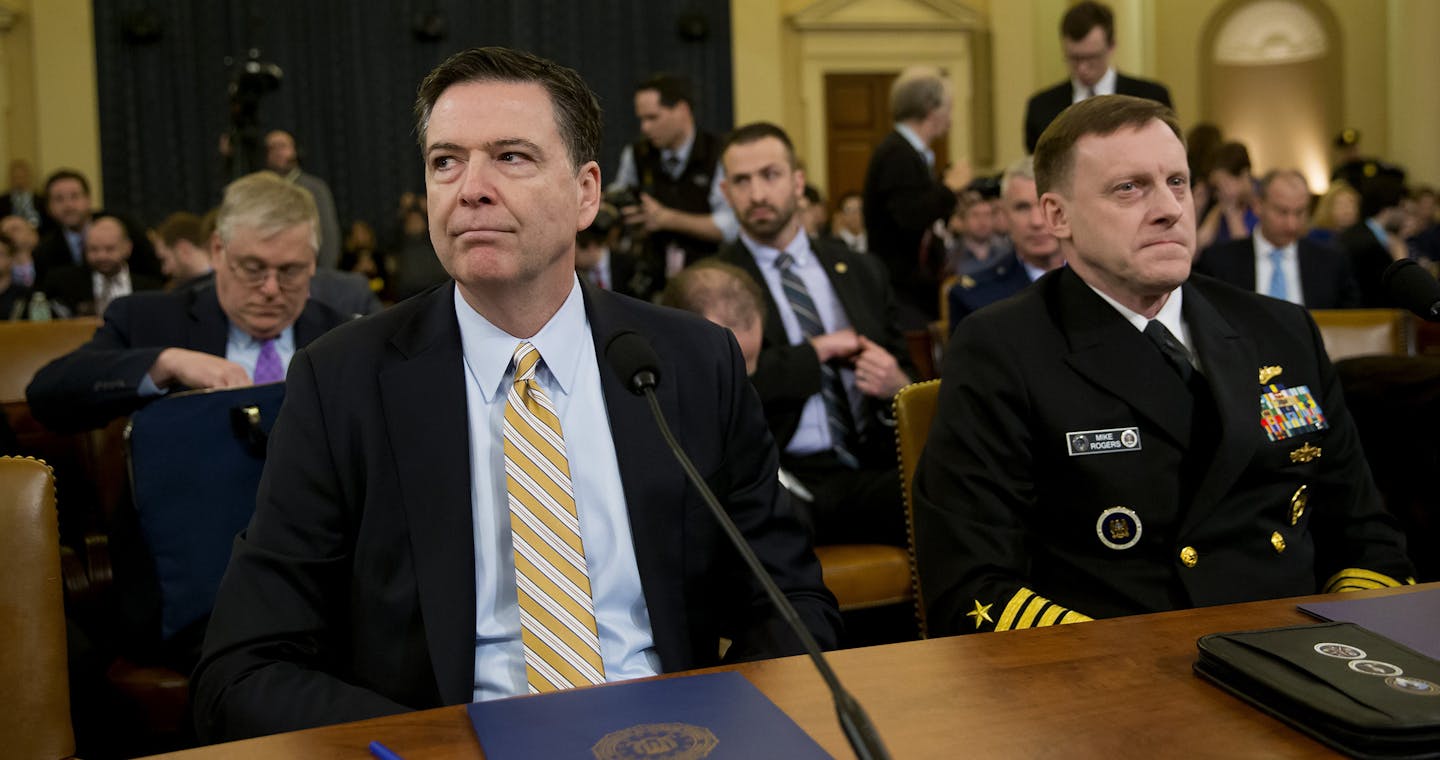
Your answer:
[152,585,1432,759]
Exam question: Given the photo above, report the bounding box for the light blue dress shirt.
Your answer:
[454,279,660,701]
[226,324,296,381]
[744,232,862,456]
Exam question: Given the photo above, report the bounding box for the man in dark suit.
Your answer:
[1023,2,1171,153]
[27,172,350,434]
[40,215,163,317]
[862,66,970,325]
[716,122,912,547]
[917,96,1413,638]
[32,168,160,286]
[1195,170,1360,309]
[191,48,838,742]
[948,156,1063,328]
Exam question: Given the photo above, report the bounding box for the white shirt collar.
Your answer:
[1073,67,1118,102]
[1253,230,1296,259]
[741,229,814,271]
[1087,282,1193,354]
[894,124,934,167]
[454,278,588,404]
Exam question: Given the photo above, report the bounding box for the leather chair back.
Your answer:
[0,318,101,404]
[893,379,941,638]
[0,456,74,759]
[1310,308,1413,361]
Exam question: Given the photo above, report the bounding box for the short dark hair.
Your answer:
[155,212,208,247]
[1033,95,1183,196]
[803,184,823,206]
[1209,142,1252,177]
[634,74,694,109]
[1360,169,1407,219]
[720,122,798,168]
[44,168,90,198]
[414,46,602,170]
[1062,1,1115,45]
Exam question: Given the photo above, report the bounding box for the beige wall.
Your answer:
[0,0,102,203]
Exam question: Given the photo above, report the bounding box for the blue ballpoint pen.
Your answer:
[369,740,404,760]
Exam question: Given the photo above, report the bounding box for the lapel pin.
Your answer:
[834,262,848,274]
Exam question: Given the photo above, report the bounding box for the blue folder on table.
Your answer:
[467,671,832,759]
[1299,586,1440,660]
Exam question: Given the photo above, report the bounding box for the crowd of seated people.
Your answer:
[3,3,1438,754]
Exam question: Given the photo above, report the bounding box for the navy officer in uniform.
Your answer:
[916,95,1414,636]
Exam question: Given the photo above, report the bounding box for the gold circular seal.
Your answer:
[592,722,720,760]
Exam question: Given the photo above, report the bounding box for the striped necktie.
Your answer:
[503,341,605,693]
[775,252,859,468]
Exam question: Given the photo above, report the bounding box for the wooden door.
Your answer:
[824,72,949,214]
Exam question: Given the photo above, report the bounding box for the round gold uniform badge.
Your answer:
[592,723,720,760]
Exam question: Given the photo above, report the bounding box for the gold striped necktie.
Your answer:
[503,341,606,693]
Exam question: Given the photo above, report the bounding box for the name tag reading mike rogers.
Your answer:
[1067,427,1142,456]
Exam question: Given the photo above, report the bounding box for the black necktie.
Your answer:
[1144,320,1194,383]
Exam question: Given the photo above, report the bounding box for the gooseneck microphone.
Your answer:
[604,330,892,760]
[1382,259,1440,321]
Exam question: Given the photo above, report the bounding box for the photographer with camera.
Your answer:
[609,74,738,284]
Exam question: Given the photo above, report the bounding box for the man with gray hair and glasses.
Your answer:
[27,171,352,433]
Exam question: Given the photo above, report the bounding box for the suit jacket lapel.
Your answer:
[1297,240,1323,307]
[378,284,476,705]
[580,281,691,670]
[815,242,872,335]
[1056,270,1194,448]
[1178,283,1259,532]
[189,288,231,357]
[293,301,337,347]
[729,241,791,351]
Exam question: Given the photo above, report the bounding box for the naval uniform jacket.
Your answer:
[916,268,1414,636]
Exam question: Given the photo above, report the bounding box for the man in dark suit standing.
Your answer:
[862,66,970,325]
[917,96,1413,639]
[1195,170,1360,309]
[191,48,838,742]
[948,156,1063,328]
[717,122,912,547]
[27,172,350,434]
[1023,2,1172,153]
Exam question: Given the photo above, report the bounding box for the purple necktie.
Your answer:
[253,339,284,384]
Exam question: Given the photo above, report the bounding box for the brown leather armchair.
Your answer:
[893,379,941,639]
[0,456,75,759]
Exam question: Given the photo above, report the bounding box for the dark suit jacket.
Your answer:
[716,237,911,462]
[190,281,839,742]
[1194,237,1361,309]
[26,286,349,433]
[917,269,1413,636]
[861,130,957,319]
[947,252,1035,329]
[40,264,163,317]
[1024,74,1173,153]
[1337,223,1397,308]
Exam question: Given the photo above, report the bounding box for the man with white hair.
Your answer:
[27,171,352,433]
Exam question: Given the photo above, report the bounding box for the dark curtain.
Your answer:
[93,0,733,242]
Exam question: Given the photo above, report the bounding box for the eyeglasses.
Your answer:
[222,250,313,290]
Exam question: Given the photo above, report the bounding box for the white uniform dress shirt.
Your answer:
[1089,284,1200,372]
[454,278,660,701]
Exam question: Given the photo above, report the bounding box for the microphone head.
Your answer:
[1382,259,1440,319]
[604,330,661,395]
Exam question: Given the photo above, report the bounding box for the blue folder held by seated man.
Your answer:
[126,381,286,641]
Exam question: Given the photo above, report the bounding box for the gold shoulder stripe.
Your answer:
[995,589,1036,631]
[997,588,1091,630]
[1324,568,1406,593]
